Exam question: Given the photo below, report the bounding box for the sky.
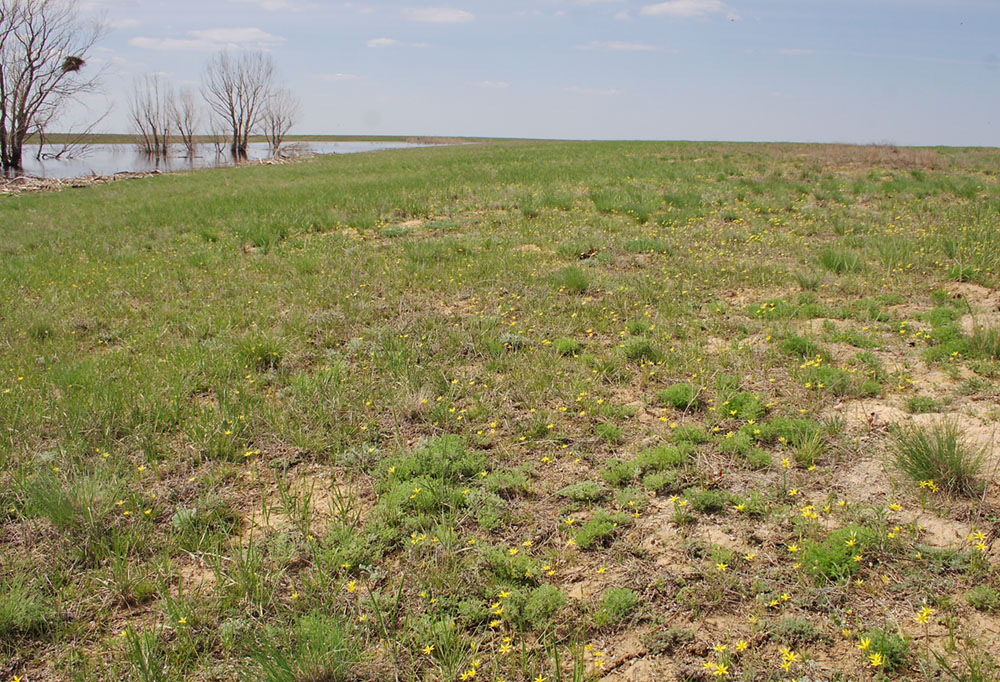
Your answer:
[74,0,1000,146]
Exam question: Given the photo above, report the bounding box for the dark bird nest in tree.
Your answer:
[61,56,85,73]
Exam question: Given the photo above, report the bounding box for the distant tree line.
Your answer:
[0,0,300,173]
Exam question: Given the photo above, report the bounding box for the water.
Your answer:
[9,140,433,179]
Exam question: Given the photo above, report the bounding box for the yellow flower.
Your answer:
[736,639,748,652]
[716,562,728,572]
[916,605,934,624]
[423,644,434,655]
[869,652,884,667]
[346,580,357,593]
[857,637,871,650]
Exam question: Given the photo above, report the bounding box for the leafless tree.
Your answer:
[128,73,172,157]
[171,86,200,157]
[35,105,108,160]
[0,0,104,172]
[208,120,226,156]
[261,86,298,156]
[202,50,274,159]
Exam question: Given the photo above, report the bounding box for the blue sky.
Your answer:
[79,0,1000,145]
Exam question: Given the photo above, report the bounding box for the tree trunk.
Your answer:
[6,140,23,171]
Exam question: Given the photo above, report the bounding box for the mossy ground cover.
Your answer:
[1,140,1000,681]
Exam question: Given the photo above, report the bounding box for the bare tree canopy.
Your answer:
[202,49,275,159]
[128,73,172,157]
[171,86,200,157]
[261,86,299,156]
[0,0,104,172]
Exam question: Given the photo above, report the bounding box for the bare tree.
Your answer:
[171,86,200,157]
[208,120,226,156]
[202,50,274,159]
[35,105,108,160]
[0,0,104,172]
[260,86,298,156]
[128,73,172,157]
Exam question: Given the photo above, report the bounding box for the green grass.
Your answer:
[891,420,987,496]
[3,140,1000,681]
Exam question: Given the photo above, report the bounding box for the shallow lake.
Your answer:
[10,140,433,179]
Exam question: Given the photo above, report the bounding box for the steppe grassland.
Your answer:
[1,140,999,681]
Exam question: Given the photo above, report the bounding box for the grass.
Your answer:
[891,420,987,496]
[2,140,1000,681]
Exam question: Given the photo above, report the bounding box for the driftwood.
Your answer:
[0,156,301,197]
[0,171,160,196]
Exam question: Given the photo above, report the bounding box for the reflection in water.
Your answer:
[9,141,433,179]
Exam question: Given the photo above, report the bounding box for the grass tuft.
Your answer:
[891,420,987,496]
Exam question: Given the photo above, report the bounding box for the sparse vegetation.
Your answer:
[2,140,999,681]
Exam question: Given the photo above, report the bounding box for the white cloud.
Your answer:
[189,27,285,44]
[366,37,430,48]
[404,7,474,23]
[777,48,815,55]
[367,37,400,48]
[129,37,216,51]
[640,0,726,18]
[614,9,632,20]
[231,0,314,10]
[79,0,138,9]
[130,27,285,51]
[319,73,362,81]
[476,81,509,88]
[565,86,620,96]
[109,18,141,30]
[577,40,666,52]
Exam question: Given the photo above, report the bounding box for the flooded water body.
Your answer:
[11,140,434,179]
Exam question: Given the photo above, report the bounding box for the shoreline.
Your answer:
[0,156,299,196]
[0,141,462,196]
